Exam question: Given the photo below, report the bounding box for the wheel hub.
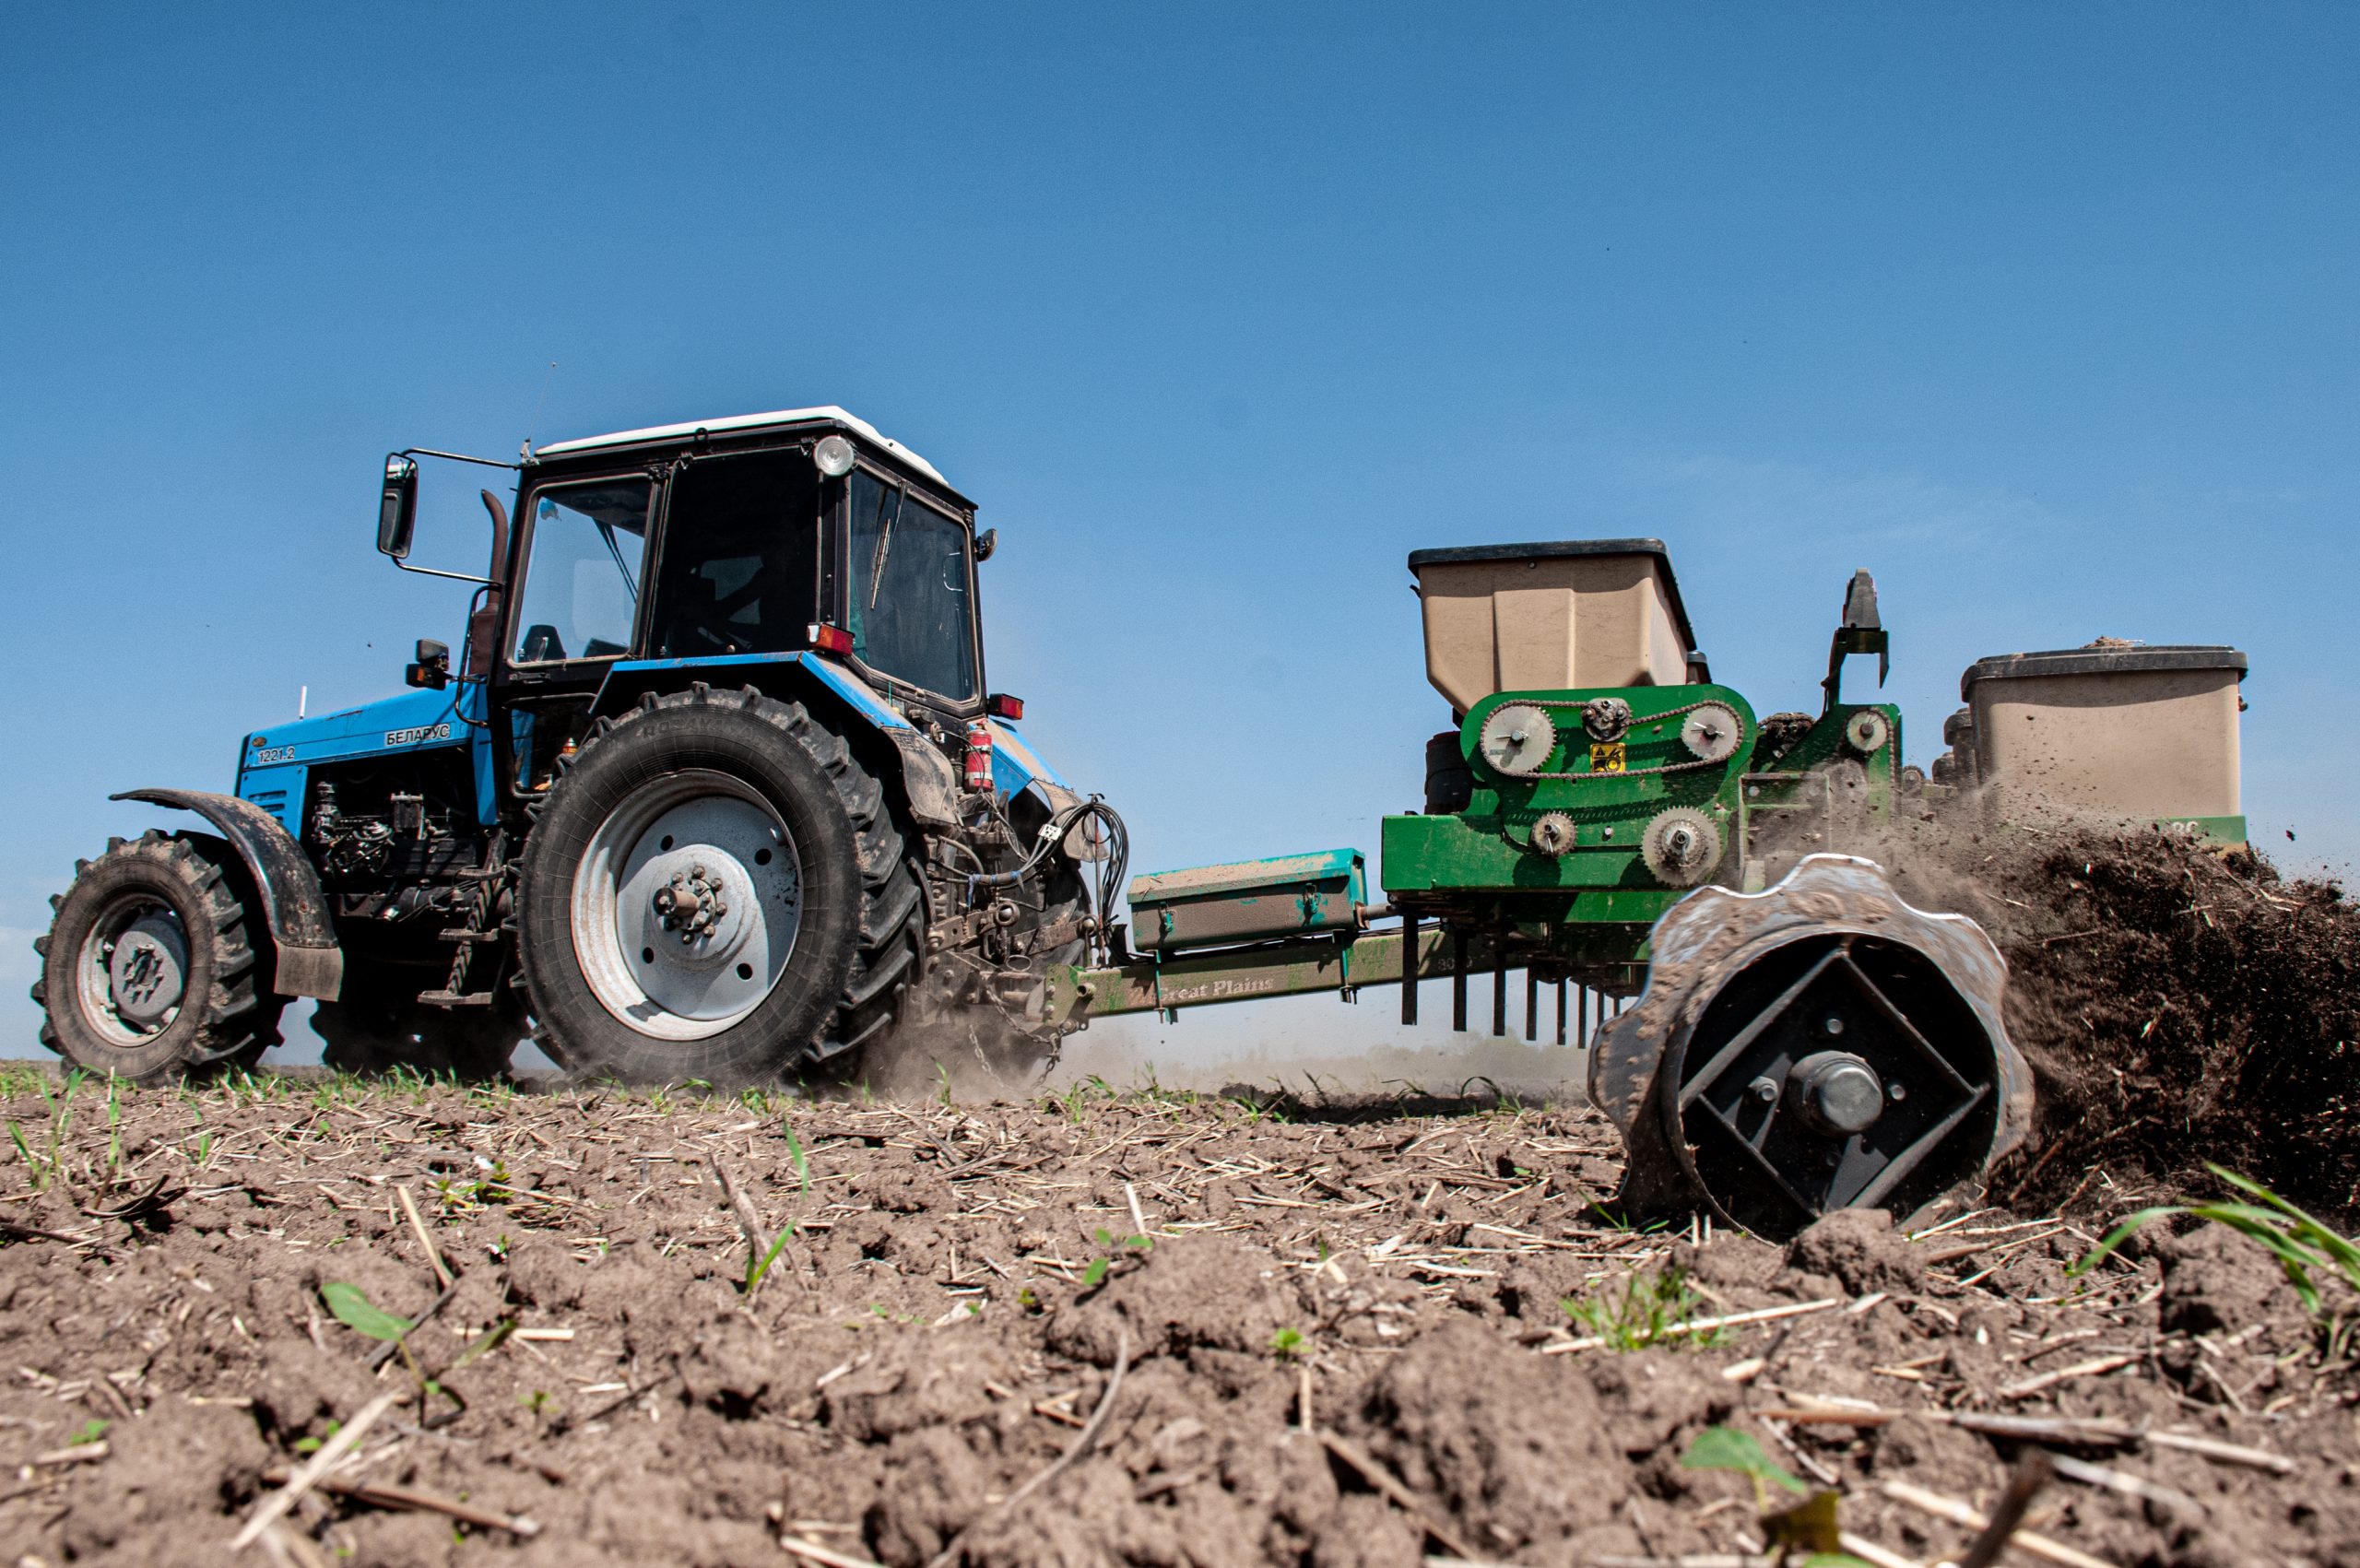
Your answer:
[651,862,735,941]
[109,913,188,1028]
[572,772,805,1041]
[1786,1050,1887,1138]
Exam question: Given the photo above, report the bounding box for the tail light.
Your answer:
[806,623,855,655]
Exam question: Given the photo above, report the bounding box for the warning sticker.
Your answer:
[1588,742,1627,773]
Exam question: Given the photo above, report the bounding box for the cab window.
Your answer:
[649,451,820,658]
[846,470,977,700]
[511,479,652,663]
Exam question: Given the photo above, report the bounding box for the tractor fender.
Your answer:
[111,788,345,1000]
[588,653,963,830]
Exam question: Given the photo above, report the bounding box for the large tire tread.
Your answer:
[517,684,925,1084]
[32,830,286,1084]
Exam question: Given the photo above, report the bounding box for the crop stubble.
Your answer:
[4,1067,2359,1567]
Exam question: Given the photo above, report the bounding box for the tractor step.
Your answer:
[418,990,497,1008]
[437,929,501,944]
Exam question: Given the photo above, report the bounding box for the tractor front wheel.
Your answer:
[31,831,287,1083]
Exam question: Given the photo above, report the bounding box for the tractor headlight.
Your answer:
[813,435,856,477]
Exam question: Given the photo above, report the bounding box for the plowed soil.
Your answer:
[1830,818,2360,1222]
[5,1073,2357,1568]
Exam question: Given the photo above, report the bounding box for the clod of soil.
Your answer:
[5,1073,2358,1565]
[1935,825,2360,1220]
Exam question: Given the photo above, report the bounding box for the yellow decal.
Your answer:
[1589,742,1627,773]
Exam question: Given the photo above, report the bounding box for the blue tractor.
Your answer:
[32,407,1127,1085]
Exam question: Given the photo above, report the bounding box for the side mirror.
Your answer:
[379,454,419,560]
[974,527,997,563]
[406,638,451,690]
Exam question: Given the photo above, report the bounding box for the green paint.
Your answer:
[1044,925,1504,1022]
[1127,847,1367,951]
[2175,814,2248,846]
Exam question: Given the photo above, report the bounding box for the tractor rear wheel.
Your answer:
[31,831,287,1083]
[516,686,923,1087]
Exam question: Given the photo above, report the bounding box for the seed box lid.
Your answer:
[1961,645,2247,700]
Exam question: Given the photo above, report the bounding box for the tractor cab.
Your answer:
[511,407,986,712]
[376,407,1011,805]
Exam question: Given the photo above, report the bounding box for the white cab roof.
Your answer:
[535,405,948,487]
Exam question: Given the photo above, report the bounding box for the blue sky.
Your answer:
[4,5,2353,1068]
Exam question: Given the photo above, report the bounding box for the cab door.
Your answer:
[491,473,658,803]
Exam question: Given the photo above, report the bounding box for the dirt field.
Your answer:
[4,1067,2356,1568]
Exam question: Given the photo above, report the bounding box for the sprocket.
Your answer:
[1640,806,1722,887]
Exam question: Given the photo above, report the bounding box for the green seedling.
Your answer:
[68,1418,110,1447]
[1563,1265,1723,1352]
[1682,1425,1804,1508]
[322,1281,415,1342]
[1050,1075,1115,1123]
[291,1418,341,1455]
[1080,1226,1153,1288]
[9,1070,83,1193]
[2074,1163,2360,1340]
[450,1318,515,1371]
[322,1281,468,1424]
[1457,1074,1524,1114]
[1682,1428,1870,1567]
[103,1075,123,1188]
[1270,1326,1307,1359]
[6,1121,35,1188]
[741,1122,813,1297]
[434,1160,514,1214]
